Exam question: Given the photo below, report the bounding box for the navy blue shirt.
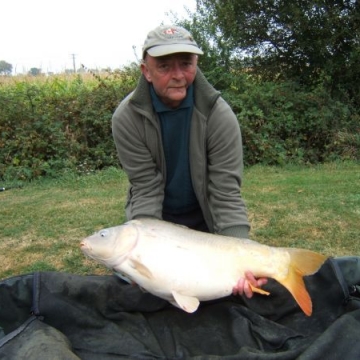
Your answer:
[150,85,199,214]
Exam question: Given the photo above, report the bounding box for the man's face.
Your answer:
[141,53,198,108]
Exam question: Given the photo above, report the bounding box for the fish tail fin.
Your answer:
[275,249,327,316]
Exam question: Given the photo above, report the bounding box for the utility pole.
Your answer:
[71,53,76,73]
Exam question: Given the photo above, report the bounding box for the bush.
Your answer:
[222,78,358,165]
[0,65,358,182]
[0,68,138,182]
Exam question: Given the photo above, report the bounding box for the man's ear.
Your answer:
[141,63,152,82]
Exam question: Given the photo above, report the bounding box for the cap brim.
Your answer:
[146,44,204,57]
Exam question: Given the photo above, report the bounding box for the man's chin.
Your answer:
[169,90,187,100]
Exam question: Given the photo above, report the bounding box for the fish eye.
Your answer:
[99,229,109,237]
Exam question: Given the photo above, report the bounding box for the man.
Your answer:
[112,24,266,298]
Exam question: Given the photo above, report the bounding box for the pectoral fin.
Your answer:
[171,290,200,313]
[129,259,153,279]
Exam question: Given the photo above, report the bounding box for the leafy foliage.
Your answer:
[223,79,359,165]
[1,66,358,183]
[0,65,140,182]
[189,0,360,105]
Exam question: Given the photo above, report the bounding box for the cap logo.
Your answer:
[160,27,193,41]
[164,27,178,35]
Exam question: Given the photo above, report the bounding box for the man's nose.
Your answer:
[171,62,185,78]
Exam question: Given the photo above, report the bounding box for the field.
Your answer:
[1,161,359,280]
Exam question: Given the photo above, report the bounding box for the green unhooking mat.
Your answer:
[1,257,360,359]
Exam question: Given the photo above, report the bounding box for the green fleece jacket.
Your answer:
[111,68,250,238]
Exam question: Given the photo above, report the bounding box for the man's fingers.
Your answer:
[245,271,268,287]
[244,271,257,285]
[233,277,245,295]
[233,272,269,298]
[257,278,268,287]
[243,280,253,299]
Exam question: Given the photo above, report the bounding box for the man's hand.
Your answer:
[232,271,268,298]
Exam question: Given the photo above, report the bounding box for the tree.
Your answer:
[175,12,238,90]
[28,68,42,76]
[0,60,12,75]
[192,0,360,101]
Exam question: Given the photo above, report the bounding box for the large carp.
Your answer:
[80,218,327,316]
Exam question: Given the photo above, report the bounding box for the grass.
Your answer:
[245,162,360,256]
[1,162,359,281]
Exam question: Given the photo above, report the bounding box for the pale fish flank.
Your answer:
[80,219,327,316]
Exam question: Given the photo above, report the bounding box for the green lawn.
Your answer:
[1,161,359,280]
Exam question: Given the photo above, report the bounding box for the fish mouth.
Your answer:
[79,242,117,263]
[80,242,94,254]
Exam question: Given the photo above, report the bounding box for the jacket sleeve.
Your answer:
[111,99,164,220]
[206,97,251,238]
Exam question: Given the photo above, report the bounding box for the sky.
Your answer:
[1,0,196,74]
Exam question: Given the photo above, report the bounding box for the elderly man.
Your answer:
[112,25,267,297]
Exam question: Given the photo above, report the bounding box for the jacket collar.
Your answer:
[130,68,220,117]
